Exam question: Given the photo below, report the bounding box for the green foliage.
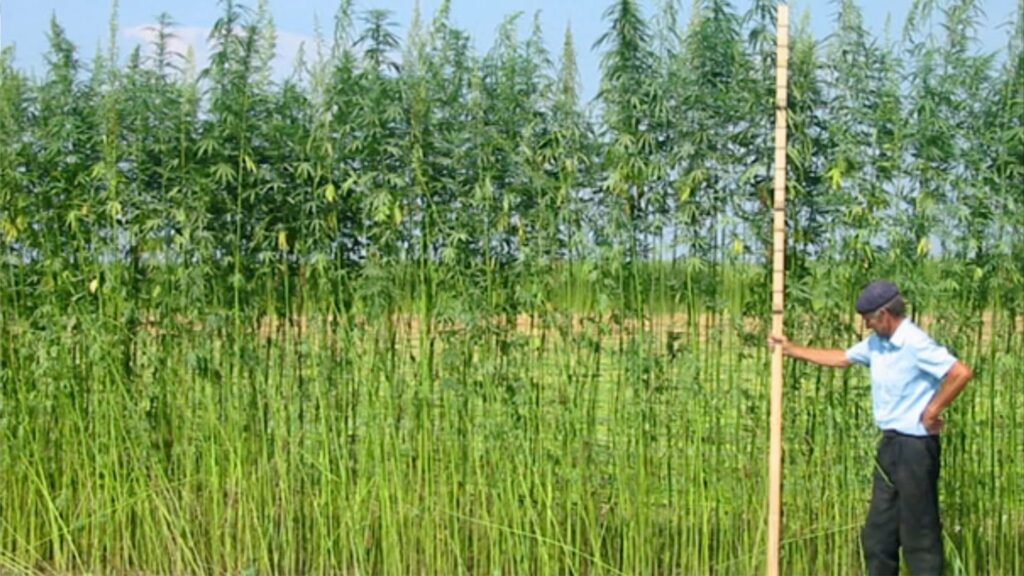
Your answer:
[0,0,1021,574]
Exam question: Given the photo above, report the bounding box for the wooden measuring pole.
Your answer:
[767,4,789,576]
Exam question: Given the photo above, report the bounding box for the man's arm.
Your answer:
[921,360,973,434]
[769,335,853,368]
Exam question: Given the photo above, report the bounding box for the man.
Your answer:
[770,280,973,575]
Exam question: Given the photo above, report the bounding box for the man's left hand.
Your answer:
[922,410,945,435]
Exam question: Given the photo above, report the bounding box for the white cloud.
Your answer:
[272,30,314,76]
[122,24,312,79]
[123,24,211,70]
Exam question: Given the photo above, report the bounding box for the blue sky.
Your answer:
[1,0,1019,101]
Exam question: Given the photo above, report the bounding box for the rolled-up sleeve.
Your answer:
[846,338,871,366]
[915,338,957,380]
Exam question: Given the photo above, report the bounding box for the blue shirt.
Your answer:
[845,319,957,436]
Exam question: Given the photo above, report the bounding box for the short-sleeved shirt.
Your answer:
[845,319,958,436]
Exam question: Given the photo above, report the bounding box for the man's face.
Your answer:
[862,308,893,338]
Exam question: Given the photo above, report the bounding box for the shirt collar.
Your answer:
[886,318,910,346]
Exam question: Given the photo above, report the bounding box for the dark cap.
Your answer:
[856,280,900,314]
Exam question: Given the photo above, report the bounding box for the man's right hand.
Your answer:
[766,336,853,368]
[768,334,790,353]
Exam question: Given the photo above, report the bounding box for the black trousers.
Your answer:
[861,430,944,576]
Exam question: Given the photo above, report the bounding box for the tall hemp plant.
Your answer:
[0,47,32,320]
[782,12,834,318]
[595,0,661,316]
[675,0,748,332]
[990,2,1024,323]
[823,0,897,314]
